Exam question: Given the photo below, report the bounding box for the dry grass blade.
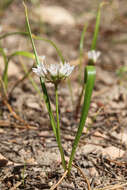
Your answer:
[72,163,91,190]
[106,158,127,167]
[0,120,10,127]
[0,76,8,98]
[0,92,36,129]
[9,181,22,190]
[50,170,68,190]
[3,98,29,128]
[93,182,127,190]
[9,65,33,96]
[0,119,36,130]
[12,123,37,129]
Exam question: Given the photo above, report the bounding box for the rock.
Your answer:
[89,167,98,176]
[33,5,75,26]
[26,99,40,110]
[81,144,104,155]
[97,67,114,85]
[102,146,125,159]
[0,153,12,166]
[81,144,125,159]
[36,150,61,165]
[0,153,8,167]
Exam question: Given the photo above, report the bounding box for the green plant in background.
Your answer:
[0,30,65,97]
[116,66,127,78]
[0,0,14,10]
[0,45,40,95]
[0,46,9,90]
[21,160,26,186]
[116,66,127,85]
[75,2,103,118]
[78,24,88,82]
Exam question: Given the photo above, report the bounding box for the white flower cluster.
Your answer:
[32,56,75,84]
[88,50,101,63]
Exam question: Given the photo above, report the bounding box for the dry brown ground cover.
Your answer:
[0,0,127,189]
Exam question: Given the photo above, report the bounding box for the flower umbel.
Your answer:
[88,50,101,63]
[32,56,75,84]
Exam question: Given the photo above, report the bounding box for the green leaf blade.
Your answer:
[68,65,96,174]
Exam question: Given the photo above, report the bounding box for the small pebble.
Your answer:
[48,181,53,187]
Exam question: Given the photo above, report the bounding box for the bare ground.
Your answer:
[0,0,127,189]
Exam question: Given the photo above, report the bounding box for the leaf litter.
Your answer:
[0,0,127,189]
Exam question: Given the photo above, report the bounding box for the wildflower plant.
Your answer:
[23,1,105,175]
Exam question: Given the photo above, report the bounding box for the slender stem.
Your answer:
[55,84,66,171]
[40,78,57,137]
[24,2,57,137]
[0,47,9,89]
[78,24,88,82]
[0,31,27,40]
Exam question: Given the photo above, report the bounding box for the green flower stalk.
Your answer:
[55,83,66,171]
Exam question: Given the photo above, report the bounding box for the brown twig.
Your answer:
[9,66,33,96]
[106,158,127,167]
[3,98,29,128]
[50,170,68,190]
[0,91,36,129]
[72,163,91,190]
[93,182,127,190]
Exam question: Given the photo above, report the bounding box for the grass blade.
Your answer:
[0,31,27,40]
[23,2,66,170]
[33,35,64,64]
[23,2,55,129]
[0,47,8,89]
[79,24,88,64]
[8,51,35,60]
[78,24,88,82]
[23,1,57,137]
[91,2,105,50]
[0,32,64,64]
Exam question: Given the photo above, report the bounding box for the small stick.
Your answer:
[93,182,127,190]
[3,98,30,128]
[72,163,91,190]
[50,170,68,190]
[0,92,36,129]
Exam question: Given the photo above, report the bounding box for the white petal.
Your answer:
[88,50,101,63]
[32,67,42,76]
[39,62,47,75]
[59,62,75,76]
[48,64,59,76]
[32,62,47,77]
